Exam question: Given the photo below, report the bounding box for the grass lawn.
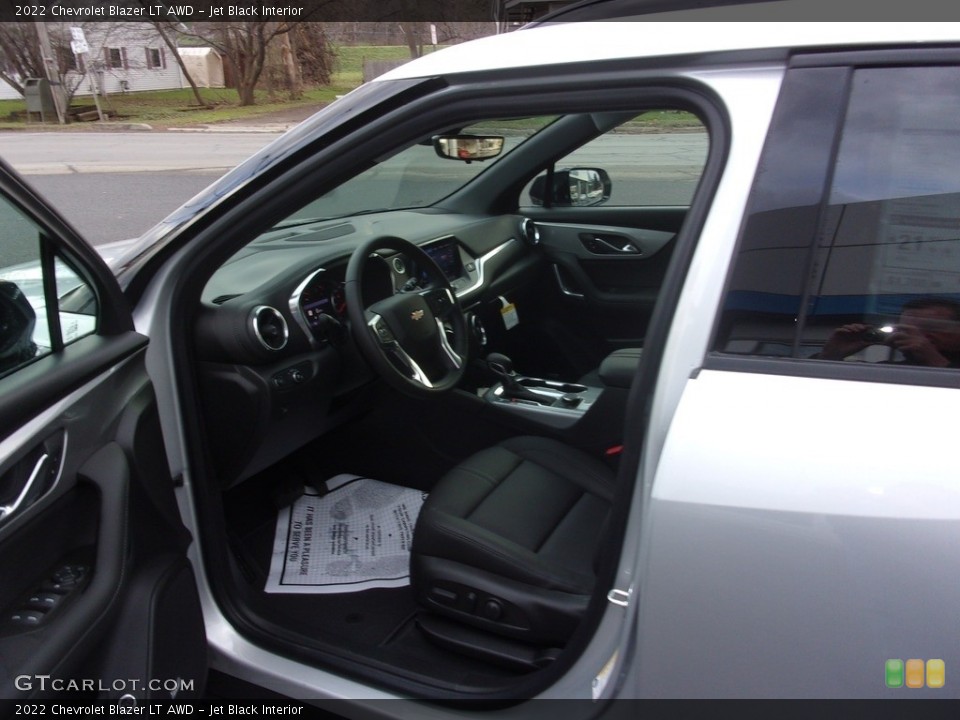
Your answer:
[0,45,701,132]
[0,43,416,129]
[332,45,422,85]
[0,82,355,130]
[471,112,704,134]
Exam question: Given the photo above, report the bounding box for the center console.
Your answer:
[483,365,602,430]
[474,350,637,447]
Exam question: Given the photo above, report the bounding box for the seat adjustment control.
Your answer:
[481,599,503,621]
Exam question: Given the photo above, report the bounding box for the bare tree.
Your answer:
[0,23,41,95]
[433,22,494,45]
[398,22,423,59]
[275,29,301,99]
[262,26,303,101]
[0,22,77,97]
[149,21,207,107]
[289,24,335,87]
[175,21,296,106]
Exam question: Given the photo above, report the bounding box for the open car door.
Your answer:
[0,160,205,707]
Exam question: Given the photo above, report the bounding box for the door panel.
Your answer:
[536,218,677,307]
[504,208,686,380]
[0,345,205,703]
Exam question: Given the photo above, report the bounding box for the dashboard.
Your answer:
[193,210,538,486]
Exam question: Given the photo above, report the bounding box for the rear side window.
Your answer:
[715,65,960,372]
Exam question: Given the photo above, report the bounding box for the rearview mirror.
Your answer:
[530,167,612,207]
[433,135,505,162]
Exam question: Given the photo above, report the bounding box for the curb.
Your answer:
[167,124,297,133]
[15,164,235,175]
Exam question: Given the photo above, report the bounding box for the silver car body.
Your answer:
[122,21,958,701]
[2,16,957,707]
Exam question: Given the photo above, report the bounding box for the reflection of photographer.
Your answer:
[818,298,960,367]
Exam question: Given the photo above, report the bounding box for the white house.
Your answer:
[66,23,184,97]
[0,23,222,102]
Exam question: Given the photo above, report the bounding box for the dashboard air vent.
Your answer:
[250,306,288,351]
[520,218,540,246]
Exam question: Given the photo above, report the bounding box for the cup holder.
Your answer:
[519,378,588,394]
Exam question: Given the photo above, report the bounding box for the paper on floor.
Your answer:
[265,474,427,594]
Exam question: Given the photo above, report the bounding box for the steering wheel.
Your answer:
[344,237,468,396]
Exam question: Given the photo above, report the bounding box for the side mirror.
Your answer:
[433,134,505,162]
[0,280,36,374]
[529,167,612,207]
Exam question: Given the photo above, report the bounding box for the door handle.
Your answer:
[0,452,51,523]
[0,431,64,527]
[579,233,642,255]
[553,264,585,299]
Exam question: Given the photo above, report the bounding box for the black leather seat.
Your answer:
[578,347,643,388]
[411,436,616,645]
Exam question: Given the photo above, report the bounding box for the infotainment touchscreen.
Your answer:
[423,238,464,281]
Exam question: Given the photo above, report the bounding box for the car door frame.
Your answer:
[132,58,734,701]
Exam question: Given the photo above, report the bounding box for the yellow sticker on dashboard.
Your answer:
[500,297,519,330]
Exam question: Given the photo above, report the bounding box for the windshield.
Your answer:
[276,117,558,227]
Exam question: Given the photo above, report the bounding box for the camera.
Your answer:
[863,325,895,343]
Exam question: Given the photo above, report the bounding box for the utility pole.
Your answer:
[35,23,67,124]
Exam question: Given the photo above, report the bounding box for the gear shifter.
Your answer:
[486,353,546,403]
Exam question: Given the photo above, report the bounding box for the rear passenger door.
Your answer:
[639,58,960,697]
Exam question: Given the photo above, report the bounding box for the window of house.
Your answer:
[106,47,125,70]
[714,65,960,372]
[147,47,164,70]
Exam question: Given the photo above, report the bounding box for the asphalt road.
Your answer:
[0,130,707,266]
[0,131,284,266]
[27,171,223,246]
[0,132,282,175]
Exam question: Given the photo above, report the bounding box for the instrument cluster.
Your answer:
[291,268,347,344]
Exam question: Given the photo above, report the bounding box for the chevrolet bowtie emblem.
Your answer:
[411,309,425,321]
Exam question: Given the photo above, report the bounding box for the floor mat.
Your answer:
[265,474,427,594]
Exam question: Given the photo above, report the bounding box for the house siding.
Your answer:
[71,23,182,96]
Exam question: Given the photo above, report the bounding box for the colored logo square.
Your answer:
[927,659,945,689]
[906,659,925,688]
[885,659,904,688]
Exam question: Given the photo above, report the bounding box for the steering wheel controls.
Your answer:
[370,316,396,345]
